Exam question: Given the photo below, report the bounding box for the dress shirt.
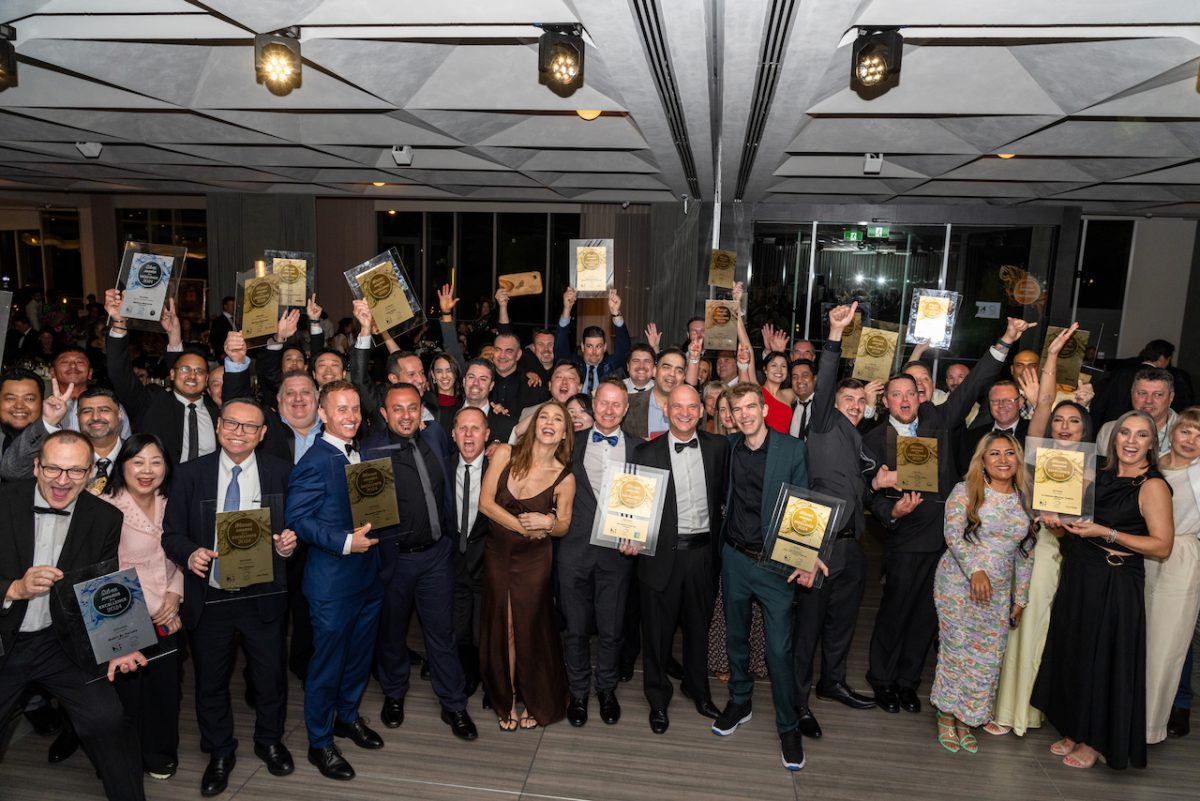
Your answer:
[456,453,485,537]
[667,432,710,535]
[726,433,769,549]
[889,416,919,437]
[176,391,216,461]
[624,378,651,393]
[789,394,815,438]
[212,451,262,589]
[18,488,75,632]
[282,419,322,464]
[322,432,360,556]
[584,427,625,498]
[647,392,670,438]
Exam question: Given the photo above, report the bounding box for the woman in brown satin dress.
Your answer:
[478,401,576,730]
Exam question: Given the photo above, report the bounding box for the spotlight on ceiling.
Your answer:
[255,30,301,96]
[851,28,903,98]
[0,24,17,91]
[372,181,386,187]
[75,141,102,159]
[538,24,585,97]
[575,109,602,121]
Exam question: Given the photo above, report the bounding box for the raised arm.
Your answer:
[554,287,576,361]
[608,289,630,366]
[436,284,467,371]
[1024,323,1078,439]
[811,302,854,433]
[940,316,1038,428]
[103,289,153,426]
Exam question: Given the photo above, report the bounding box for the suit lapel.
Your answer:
[55,496,93,572]
[574,435,597,504]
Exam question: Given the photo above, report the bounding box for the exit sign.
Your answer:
[843,230,863,242]
[867,225,890,238]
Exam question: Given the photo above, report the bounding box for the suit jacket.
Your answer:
[722,429,808,550]
[559,428,644,567]
[107,332,219,463]
[631,430,729,593]
[0,481,124,672]
[160,451,293,630]
[554,319,632,386]
[862,345,1006,552]
[450,452,489,582]
[1091,361,1195,428]
[0,418,54,482]
[285,438,381,601]
[209,313,235,362]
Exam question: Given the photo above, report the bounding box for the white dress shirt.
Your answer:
[789,394,815,438]
[889,416,919,437]
[19,488,75,631]
[667,432,709,534]
[322,432,360,555]
[177,391,217,462]
[456,453,485,537]
[584,427,625,498]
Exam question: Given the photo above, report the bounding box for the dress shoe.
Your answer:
[679,683,720,719]
[254,742,295,776]
[597,690,621,725]
[307,745,354,781]
[200,754,235,797]
[334,717,384,749]
[1168,706,1191,738]
[780,730,806,771]
[24,704,61,736]
[381,696,405,728]
[619,663,635,683]
[567,695,588,727]
[873,684,900,714]
[898,687,921,714]
[649,708,669,734]
[666,657,684,680]
[796,706,822,739]
[816,681,877,710]
[146,760,177,781]
[712,700,752,736]
[442,708,479,741]
[47,727,78,763]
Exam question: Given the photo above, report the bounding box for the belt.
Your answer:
[674,533,710,551]
[835,528,856,540]
[396,539,438,554]
[727,539,763,560]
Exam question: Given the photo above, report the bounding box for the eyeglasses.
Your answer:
[39,464,89,480]
[219,418,263,434]
[175,365,209,376]
[990,398,1020,407]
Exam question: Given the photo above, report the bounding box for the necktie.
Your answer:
[32,505,69,516]
[674,439,699,453]
[187,402,199,461]
[213,465,241,586]
[592,431,618,446]
[459,463,471,553]
[797,399,812,438]
[88,458,111,496]
[404,439,442,542]
[907,422,918,436]
[587,365,597,393]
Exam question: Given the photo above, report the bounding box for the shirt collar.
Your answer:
[460,452,485,471]
[33,486,78,516]
[219,449,257,475]
[174,391,204,408]
[322,431,352,451]
[667,431,698,448]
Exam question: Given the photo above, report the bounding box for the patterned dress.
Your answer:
[930,484,1034,726]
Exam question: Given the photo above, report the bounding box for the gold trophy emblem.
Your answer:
[225,517,263,549]
[1042,454,1076,483]
[247,279,274,308]
[1000,265,1044,306]
[863,333,890,358]
[1058,334,1081,359]
[789,505,820,536]
[364,272,393,307]
[579,248,603,270]
[918,298,942,319]
[713,251,733,271]
[276,261,302,284]
[611,475,653,509]
[354,465,387,498]
[901,440,933,465]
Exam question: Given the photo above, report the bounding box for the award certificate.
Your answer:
[851,327,898,383]
[240,274,279,341]
[215,507,274,590]
[1032,447,1086,516]
[575,247,609,294]
[271,257,308,308]
[912,295,951,344]
[704,300,739,351]
[346,458,401,530]
[72,568,158,664]
[356,263,414,333]
[589,463,669,555]
[758,486,845,588]
[120,253,173,321]
[497,271,543,297]
[708,249,736,288]
[896,435,940,493]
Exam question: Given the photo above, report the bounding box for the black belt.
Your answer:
[727,539,763,560]
[396,538,438,554]
[674,533,710,551]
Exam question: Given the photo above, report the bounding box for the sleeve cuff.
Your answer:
[265,340,283,351]
[355,335,373,350]
[224,357,250,374]
[166,342,182,353]
[41,419,60,434]
[558,317,571,327]
[864,405,876,419]
[108,329,128,340]
[341,533,354,556]
[310,323,322,335]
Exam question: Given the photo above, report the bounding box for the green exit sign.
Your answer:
[843,230,863,242]
[867,225,890,238]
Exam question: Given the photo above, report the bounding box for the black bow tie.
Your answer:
[674,439,699,453]
[344,443,356,456]
[32,505,70,516]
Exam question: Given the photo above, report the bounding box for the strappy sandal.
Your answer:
[518,711,539,730]
[982,721,1010,736]
[498,716,517,732]
[958,728,978,754]
[936,713,961,753]
[1063,745,1098,769]
[1049,737,1075,756]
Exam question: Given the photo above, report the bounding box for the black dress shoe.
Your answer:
[649,708,669,734]
[597,690,621,725]
[619,663,635,683]
[1168,706,1191,738]
[47,727,78,763]
[147,760,177,780]
[873,684,900,714]
[796,706,822,739]
[666,657,684,680]
[680,683,720,719]
[307,745,354,781]
[567,695,588,727]
[816,681,877,710]
[441,708,479,741]
[24,704,62,736]
[380,696,405,728]
[898,687,921,714]
[334,717,384,749]
[200,754,235,797]
[254,742,295,776]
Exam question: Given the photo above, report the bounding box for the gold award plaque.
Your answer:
[356,263,414,332]
[241,275,279,340]
[345,458,401,530]
[1032,447,1085,516]
[708,249,736,288]
[271,258,307,307]
[851,327,898,383]
[896,435,940,493]
[575,246,609,293]
[215,507,273,590]
[779,498,832,548]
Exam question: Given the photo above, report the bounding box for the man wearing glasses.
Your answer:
[105,288,219,463]
[161,398,299,796]
[957,381,1029,478]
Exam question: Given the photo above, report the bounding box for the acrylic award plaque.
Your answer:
[115,241,186,333]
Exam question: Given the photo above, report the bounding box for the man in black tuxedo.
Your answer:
[632,383,728,734]
[106,289,218,463]
[554,287,632,395]
[161,397,299,796]
[958,380,1030,477]
[450,406,489,698]
[0,430,145,801]
[460,358,515,445]
[862,316,1032,714]
[560,379,642,727]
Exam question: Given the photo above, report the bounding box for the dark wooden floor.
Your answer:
[3,530,1199,800]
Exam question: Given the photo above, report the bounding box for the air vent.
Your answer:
[734,0,798,200]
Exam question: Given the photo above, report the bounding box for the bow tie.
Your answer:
[674,439,699,453]
[32,505,70,517]
[344,443,357,456]
[592,431,618,447]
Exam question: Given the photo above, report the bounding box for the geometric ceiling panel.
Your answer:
[1005,120,1194,158]
[1069,157,1192,182]
[906,181,1039,198]
[516,150,657,173]
[939,157,1100,183]
[1078,58,1200,119]
[1048,184,1185,202]
[19,40,217,107]
[205,111,461,147]
[477,115,648,149]
[773,155,928,179]
[13,108,284,145]
[933,115,1059,153]
[297,0,579,26]
[301,40,453,110]
[193,0,327,35]
[156,144,364,169]
[1114,162,1200,184]
[786,118,978,155]
[0,63,175,109]
[768,177,915,195]
[190,46,396,110]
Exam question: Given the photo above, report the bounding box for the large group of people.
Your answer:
[0,276,1196,800]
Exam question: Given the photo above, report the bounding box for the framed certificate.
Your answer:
[758,485,846,589]
[234,267,280,349]
[569,238,613,297]
[200,494,287,603]
[264,250,315,310]
[708,249,736,288]
[589,463,669,556]
[1041,325,1090,390]
[704,299,739,351]
[851,326,898,383]
[498,271,543,297]
[346,458,401,531]
[115,241,187,333]
[905,289,960,349]
[1025,437,1096,521]
[344,248,424,341]
[888,428,941,494]
[822,302,871,358]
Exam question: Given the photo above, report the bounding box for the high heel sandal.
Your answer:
[957,727,978,754]
[518,711,538,730]
[936,713,961,753]
[982,721,1010,736]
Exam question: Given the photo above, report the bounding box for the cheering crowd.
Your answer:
[0,278,1197,800]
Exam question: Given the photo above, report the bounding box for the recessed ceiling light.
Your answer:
[997,153,1016,159]
[372,182,386,187]
[575,109,602,121]
[387,210,396,216]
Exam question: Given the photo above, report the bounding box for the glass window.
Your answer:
[749,224,810,350]
[425,211,453,311]
[456,212,495,330]
[497,212,548,339]
[376,210,422,305]
[549,212,581,326]
[41,210,82,297]
[1074,219,1133,360]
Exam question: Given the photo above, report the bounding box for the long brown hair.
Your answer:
[509,400,573,479]
[962,432,1036,554]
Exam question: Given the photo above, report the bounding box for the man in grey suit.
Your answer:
[0,371,76,481]
[623,348,687,441]
[559,379,643,727]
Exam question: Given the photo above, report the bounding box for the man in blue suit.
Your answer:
[361,384,477,740]
[554,287,631,395]
[285,380,383,781]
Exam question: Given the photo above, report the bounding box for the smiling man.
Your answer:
[1096,367,1178,455]
[624,348,687,441]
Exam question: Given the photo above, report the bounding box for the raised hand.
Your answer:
[864,379,884,407]
[644,323,662,352]
[562,286,577,317]
[608,288,623,319]
[494,287,510,307]
[736,341,752,365]
[1074,381,1095,407]
[224,331,247,365]
[275,308,301,344]
[1015,366,1039,403]
[1047,322,1080,357]
[307,293,323,321]
[437,284,459,316]
[761,322,788,353]
[827,301,858,333]
[352,299,373,333]
[731,281,744,305]
[688,331,704,360]
[1002,316,1038,344]
[161,298,181,346]
[42,377,75,426]
[104,288,125,323]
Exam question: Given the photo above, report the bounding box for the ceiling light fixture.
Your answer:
[575,109,602,121]
[387,210,397,216]
[538,24,585,97]
[863,153,883,175]
[996,153,1016,159]
[372,181,386,187]
[390,145,413,167]
[851,28,903,98]
[75,141,102,159]
[255,30,301,96]
[0,24,17,91]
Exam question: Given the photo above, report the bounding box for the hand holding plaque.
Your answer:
[758,486,845,589]
[590,463,669,556]
[344,249,424,340]
[704,300,739,351]
[346,458,401,531]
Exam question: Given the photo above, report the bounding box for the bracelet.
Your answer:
[736,360,750,368]
[688,358,700,365]
[995,340,1012,352]
[1105,528,1118,544]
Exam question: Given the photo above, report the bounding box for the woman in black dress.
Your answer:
[1032,410,1174,769]
[478,401,575,730]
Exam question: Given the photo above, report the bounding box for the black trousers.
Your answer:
[452,537,485,684]
[190,601,288,757]
[0,629,144,801]
[793,537,867,702]
[559,556,634,697]
[286,545,313,681]
[619,582,641,671]
[112,631,181,773]
[640,547,716,710]
[866,549,941,691]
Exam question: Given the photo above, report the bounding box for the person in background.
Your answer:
[625,344,656,393]
[701,381,724,433]
[624,348,686,441]
[565,393,594,433]
[1096,368,1178,456]
[554,288,631,395]
[430,353,463,431]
